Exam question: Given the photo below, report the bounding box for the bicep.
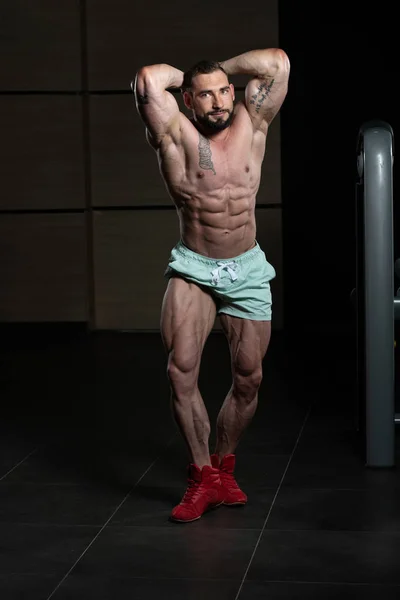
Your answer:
[245,69,289,129]
[134,69,181,145]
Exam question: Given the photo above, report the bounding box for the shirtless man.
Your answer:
[134,48,290,523]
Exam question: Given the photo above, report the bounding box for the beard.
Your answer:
[195,109,234,132]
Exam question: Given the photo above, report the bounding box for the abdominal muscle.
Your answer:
[177,192,257,259]
[159,108,264,259]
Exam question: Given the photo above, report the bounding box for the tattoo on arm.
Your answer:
[198,134,216,175]
[249,78,275,114]
[137,93,149,105]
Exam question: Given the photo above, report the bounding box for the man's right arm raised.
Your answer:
[133,64,184,149]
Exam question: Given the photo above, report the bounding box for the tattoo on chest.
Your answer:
[250,78,275,113]
[198,134,216,175]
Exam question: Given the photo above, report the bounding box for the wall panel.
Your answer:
[0,96,85,210]
[89,95,166,207]
[0,0,81,91]
[0,214,87,321]
[87,0,279,90]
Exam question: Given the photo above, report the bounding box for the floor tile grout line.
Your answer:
[234,402,313,600]
[45,433,177,600]
[0,447,40,482]
[5,523,400,534]
[3,573,400,587]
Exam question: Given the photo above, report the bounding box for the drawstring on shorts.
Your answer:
[211,261,238,285]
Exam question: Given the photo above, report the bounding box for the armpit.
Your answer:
[136,93,150,105]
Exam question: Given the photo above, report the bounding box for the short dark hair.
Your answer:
[182,60,228,92]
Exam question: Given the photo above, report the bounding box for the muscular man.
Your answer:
[133,48,290,523]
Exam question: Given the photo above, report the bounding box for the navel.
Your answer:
[245,165,250,173]
[197,172,205,179]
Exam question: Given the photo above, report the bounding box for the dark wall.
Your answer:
[0,0,284,330]
[1,1,396,338]
[279,1,398,341]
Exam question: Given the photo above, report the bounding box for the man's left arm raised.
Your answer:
[219,48,290,131]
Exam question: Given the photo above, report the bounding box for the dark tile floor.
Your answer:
[1,325,400,599]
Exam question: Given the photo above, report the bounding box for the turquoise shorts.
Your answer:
[164,240,276,321]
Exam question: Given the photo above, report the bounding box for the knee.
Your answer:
[166,353,199,394]
[233,366,263,401]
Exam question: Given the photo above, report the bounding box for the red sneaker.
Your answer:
[210,454,248,506]
[170,463,225,523]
